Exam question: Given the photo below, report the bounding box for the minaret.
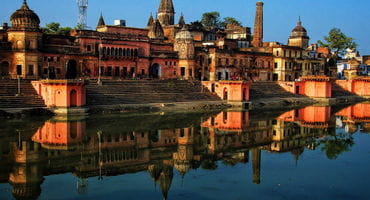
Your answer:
[178,13,185,28]
[252,1,264,47]
[97,13,105,27]
[147,13,154,28]
[157,0,175,26]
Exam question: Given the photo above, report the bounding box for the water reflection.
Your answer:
[0,103,370,199]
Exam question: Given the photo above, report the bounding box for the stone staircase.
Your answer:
[86,79,220,105]
[250,81,302,100]
[332,82,354,97]
[0,80,46,108]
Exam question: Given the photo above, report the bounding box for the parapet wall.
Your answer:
[335,78,370,97]
[278,76,332,98]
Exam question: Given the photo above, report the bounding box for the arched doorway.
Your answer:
[223,88,228,100]
[0,61,9,76]
[66,60,77,79]
[149,63,160,79]
[70,89,77,107]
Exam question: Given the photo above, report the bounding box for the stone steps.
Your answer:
[332,83,354,97]
[0,80,46,108]
[86,80,220,105]
[250,81,302,99]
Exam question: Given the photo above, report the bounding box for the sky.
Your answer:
[1,0,370,54]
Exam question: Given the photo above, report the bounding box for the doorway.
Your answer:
[66,60,77,79]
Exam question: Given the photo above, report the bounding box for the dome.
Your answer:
[10,0,40,31]
[175,27,193,40]
[290,18,308,38]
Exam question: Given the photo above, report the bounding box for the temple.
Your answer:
[0,0,333,82]
[0,0,369,111]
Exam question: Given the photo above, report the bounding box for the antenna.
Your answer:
[76,0,88,30]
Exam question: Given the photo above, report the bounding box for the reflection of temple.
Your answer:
[1,106,368,198]
[336,103,370,134]
[272,106,335,154]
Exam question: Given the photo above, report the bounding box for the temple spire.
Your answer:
[97,13,105,27]
[147,13,154,27]
[157,0,175,26]
[178,13,185,28]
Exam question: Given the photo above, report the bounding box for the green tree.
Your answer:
[221,17,242,29]
[201,12,221,29]
[319,132,354,160]
[41,22,72,36]
[318,28,358,58]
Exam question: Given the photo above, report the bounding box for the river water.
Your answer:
[0,103,370,200]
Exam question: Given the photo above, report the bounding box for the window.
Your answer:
[180,67,185,76]
[86,45,91,52]
[274,62,278,69]
[107,66,112,76]
[43,68,48,75]
[173,71,176,75]
[28,65,34,75]
[16,65,22,75]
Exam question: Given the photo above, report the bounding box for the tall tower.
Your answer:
[252,1,264,47]
[76,0,88,30]
[158,0,175,26]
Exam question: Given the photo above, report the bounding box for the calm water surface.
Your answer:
[1,103,370,200]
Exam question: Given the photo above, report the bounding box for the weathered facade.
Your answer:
[0,0,332,83]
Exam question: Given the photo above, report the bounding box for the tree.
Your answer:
[319,131,354,160]
[201,12,221,29]
[41,22,72,36]
[318,28,358,58]
[220,17,242,29]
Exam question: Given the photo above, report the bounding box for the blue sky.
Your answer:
[1,0,370,54]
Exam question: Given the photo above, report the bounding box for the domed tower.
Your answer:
[158,0,175,27]
[174,27,195,79]
[8,0,42,78]
[10,0,40,31]
[288,17,310,49]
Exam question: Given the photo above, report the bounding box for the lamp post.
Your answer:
[16,75,21,96]
[97,130,103,180]
[97,37,102,85]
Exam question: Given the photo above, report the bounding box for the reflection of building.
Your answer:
[270,106,334,158]
[32,118,86,150]
[336,103,370,134]
[1,107,357,197]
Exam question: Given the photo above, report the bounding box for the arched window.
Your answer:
[134,49,138,57]
[127,49,131,57]
[119,48,123,56]
[107,47,110,56]
[111,48,115,56]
